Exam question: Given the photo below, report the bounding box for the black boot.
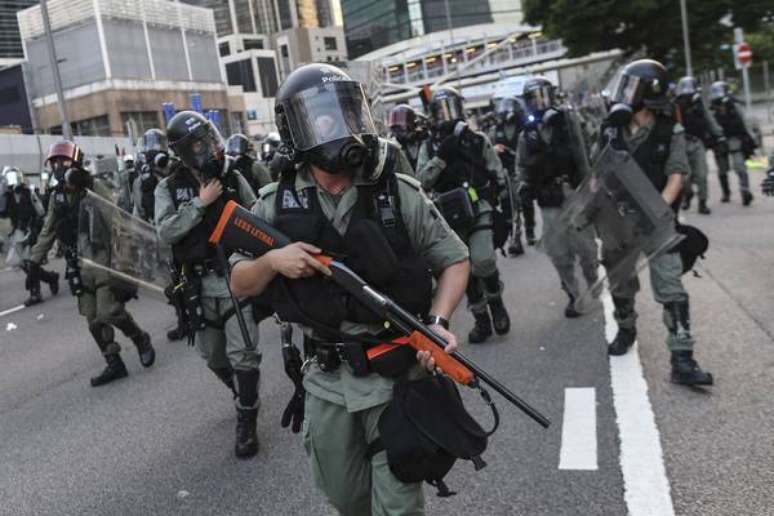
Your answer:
[698,200,711,215]
[132,331,155,368]
[742,190,753,206]
[43,270,59,296]
[484,273,510,335]
[210,366,237,397]
[526,227,536,246]
[23,285,43,307]
[719,175,730,202]
[608,296,636,355]
[682,189,693,210]
[608,328,636,355]
[670,351,713,385]
[508,236,524,257]
[167,324,187,341]
[488,296,511,335]
[90,353,128,387]
[235,408,259,458]
[564,292,581,318]
[468,311,493,344]
[234,369,260,458]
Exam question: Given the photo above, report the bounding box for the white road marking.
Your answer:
[558,387,598,470]
[0,305,25,318]
[602,275,675,516]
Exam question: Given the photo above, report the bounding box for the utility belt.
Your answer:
[305,336,417,379]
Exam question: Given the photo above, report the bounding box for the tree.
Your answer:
[523,0,773,73]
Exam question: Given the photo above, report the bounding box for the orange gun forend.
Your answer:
[366,334,474,385]
[409,332,475,385]
[209,200,239,245]
[315,255,334,267]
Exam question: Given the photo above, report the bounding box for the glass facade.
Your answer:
[0,0,37,59]
[342,0,513,59]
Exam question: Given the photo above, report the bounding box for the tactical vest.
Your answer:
[680,100,708,141]
[139,173,158,223]
[166,165,242,267]
[491,123,520,174]
[51,184,81,247]
[521,113,578,208]
[270,167,432,329]
[10,188,35,232]
[714,103,746,138]
[630,117,674,194]
[424,133,490,194]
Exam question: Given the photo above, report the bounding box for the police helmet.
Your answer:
[166,110,226,179]
[275,63,377,175]
[522,76,556,115]
[611,59,670,111]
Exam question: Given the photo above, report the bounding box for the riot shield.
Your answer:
[77,190,172,300]
[545,143,683,312]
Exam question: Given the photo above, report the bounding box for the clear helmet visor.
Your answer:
[675,77,698,97]
[429,95,464,124]
[493,97,518,115]
[524,86,555,113]
[142,131,168,152]
[710,82,728,101]
[175,126,225,171]
[282,81,377,152]
[4,168,22,187]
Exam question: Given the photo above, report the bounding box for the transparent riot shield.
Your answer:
[544,143,683,312]
[78,190,172,300]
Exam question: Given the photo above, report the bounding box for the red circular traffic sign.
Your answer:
[737,42,753,65]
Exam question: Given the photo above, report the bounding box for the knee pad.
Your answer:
[88,321,115,348]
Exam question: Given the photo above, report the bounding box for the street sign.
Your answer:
[735,42,753,68]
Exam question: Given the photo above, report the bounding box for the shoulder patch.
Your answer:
[395,173,422,191]
[258,182,279,200]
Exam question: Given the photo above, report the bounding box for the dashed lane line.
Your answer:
[0,305,25,318]
[558,387,598,470]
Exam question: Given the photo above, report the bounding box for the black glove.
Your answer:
[436,135,457,163]
[280,327,305,433]
[281,388,305,433]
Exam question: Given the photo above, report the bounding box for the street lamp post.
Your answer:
[679,0,693,76]
[40,0,72,139]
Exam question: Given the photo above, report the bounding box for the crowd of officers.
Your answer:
[1,56,771,514]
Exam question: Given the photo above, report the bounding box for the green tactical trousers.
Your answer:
[714,138,750,193]
[685,137,709,201]
[303,394,425,516]
[604,249,694,351]
[194,295,261,373]
[540,206,599,299]
[78,274,142,356]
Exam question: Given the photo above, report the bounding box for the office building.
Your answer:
[0,0,36,63]
[342,0,522,58]
[18,0,244,136]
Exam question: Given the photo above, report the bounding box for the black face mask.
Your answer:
[200,156,227,182]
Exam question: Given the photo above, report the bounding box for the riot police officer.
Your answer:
[600,59,712,385]
[117,154,137,213]
[155,111,262,458]
[226,133,272,196]
[387,103,427,172]
[709,81,756,206]
[28,141,155,386]
[487,95,535,256]
[260,132,281,165]
[132,129,170,223]
[1,167,59,305]
[518,76,599,317]
[673,76,725,214]
[416,86,511,343]
[230,62,469,516]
